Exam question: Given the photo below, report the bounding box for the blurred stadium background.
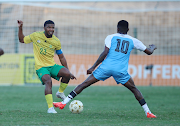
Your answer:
[0,0,180,86]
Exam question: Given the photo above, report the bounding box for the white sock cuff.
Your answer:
[68,94,73,99]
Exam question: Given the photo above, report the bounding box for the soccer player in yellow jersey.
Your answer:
[17,20,76,113]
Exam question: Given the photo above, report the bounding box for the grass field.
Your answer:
[0,86,180,126]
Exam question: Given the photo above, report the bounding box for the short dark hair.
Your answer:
[117,20,129,28]
[117,20,129,33]
[44,20,54,27]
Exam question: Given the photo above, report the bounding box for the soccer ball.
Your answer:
[69,100,83,114]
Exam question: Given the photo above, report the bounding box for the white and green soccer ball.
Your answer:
[69,100,83,114]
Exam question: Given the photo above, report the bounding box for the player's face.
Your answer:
[44,24,55,38]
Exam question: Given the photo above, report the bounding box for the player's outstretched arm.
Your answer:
[87,46,109,74]
[0,48,4,56]
[144,44,157,55]
[17,20,25,43]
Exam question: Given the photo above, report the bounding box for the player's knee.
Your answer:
[64,72,71,79]
[44,79,52,86]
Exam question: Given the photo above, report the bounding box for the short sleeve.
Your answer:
[133,38,146,51]
[23,32,35,44]
[56,49,63,55]
[105,35,112,49]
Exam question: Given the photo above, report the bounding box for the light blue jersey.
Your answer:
[100,33,146,74]
[93,33,146,84]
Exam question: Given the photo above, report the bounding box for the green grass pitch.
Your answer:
[0,86,180,126]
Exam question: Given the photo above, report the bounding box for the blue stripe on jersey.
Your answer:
[56,49,63,55]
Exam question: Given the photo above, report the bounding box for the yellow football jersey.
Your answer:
[24,31,61,70]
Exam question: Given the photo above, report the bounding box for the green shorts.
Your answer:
[36,64,64,85]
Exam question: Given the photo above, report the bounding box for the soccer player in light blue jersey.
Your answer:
[54,20,157,118]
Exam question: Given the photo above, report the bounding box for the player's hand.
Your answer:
[87,67,95,74]
[149,44,157,50]
[17,20,23,28]
[70,73,76,80]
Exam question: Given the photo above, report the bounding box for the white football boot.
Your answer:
[56,91,66,100]
[47,107,57,113]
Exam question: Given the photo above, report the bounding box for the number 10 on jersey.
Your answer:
[115,39,129,54]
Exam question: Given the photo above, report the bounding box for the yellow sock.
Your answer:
[45,94,53,108]
[58,82,68,93]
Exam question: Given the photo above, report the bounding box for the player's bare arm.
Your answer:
[58,53,76,80]
[0,48,4,56]
[144,44,157,55]
[58,53,69,69]
[17,20,25,43]
[87,46,109,74]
